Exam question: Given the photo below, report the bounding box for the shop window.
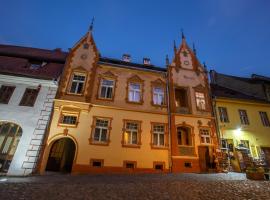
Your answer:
[195,92,206,111]
[239,109,249,125]
[0,85,15,104]
[153,87,165,106]
[69,73,86,94]
[218,107,229,123]
[19,88,39,107]
[259,111,270,127]
[99,79,115,100]
[122,120,141,147]
[177,127,192,146]
[200,129,211,144]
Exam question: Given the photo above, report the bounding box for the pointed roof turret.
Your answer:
[89,17,95,32]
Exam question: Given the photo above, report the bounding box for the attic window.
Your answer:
[83,43,89,49]
[29,61,46,70]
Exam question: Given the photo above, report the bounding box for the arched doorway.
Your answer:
[46,138,76,173]
[0,122,22,173]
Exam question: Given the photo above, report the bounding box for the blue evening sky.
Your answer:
[1,0,270,77]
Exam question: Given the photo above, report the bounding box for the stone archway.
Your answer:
[0,121,22,173]
[46,138,76,173]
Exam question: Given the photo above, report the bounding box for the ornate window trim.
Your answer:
[121,119,142,148]
[151,79,167,107]
[58,106,80,128]
[150,122,169,149]
[89,116,113,146]
[198,126,212,145]
[176,123,195,147]
[96,71,118,102]
[125,75,144,105]
[193,84,210,112]
[66,68,88,96]
[174,85,192,114]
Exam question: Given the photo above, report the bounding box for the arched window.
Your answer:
[177,127,192,146]
[0,122,22,173]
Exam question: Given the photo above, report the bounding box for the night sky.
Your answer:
[1,0,270,77]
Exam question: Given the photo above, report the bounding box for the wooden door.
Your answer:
[198,146,209,172]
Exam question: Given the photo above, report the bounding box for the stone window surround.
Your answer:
[121,119,142,148]
[150,122,169,150]
[66,70,88,96]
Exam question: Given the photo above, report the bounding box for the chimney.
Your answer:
[122,54,131,62]
[143,57,151,65]
[54,48,62,52]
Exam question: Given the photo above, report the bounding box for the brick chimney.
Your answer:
[143,58,151,65]
[122,54,131,62]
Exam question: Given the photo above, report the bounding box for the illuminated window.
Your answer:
[128,83,141,102]
[195,92,206,110]
[69,74,86,94]
[153,124,165,146]
[259,111,270,127]
[177,127,192,146]
[200,129,211,144]
[218,107,229,123]
[93,119,109,142]
[153,87,165,105]
[19,88,39,107]
[0,85,15,104]
[123,121,141,146]
[239,109,249,125]
[99,79,114,99]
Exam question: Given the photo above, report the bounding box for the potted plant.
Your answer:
[246,167,265,180]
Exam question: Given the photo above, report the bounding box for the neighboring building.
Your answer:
[0,45,66,175]
[168,36,218,173]
[210,70,270,169]
[38,29,218,174]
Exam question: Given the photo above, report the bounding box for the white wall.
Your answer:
[0,74,58,176]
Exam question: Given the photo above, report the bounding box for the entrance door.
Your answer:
[198,146,208,172]
[46,138,75,173]
[0,122,22,173]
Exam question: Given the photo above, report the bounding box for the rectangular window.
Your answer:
[175,88,188,107]
[0,85,15,104]
[239,109,249,125]
[259,111,270,127]
[218,107,229,123]
[19,88,39,107]
[124,161,136,169]
[195,92,206,110]
[90,159,104,168]
[153,87,165,105]
[99,79,114,99]
[69,74,86,94]
[123,121,140,146]
[153,124,165,146]
[200,129,211,144]
[93,118,109,142]
[62,115,77,125]
[128,83,141,102]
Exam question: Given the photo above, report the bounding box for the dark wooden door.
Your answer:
[198,146,209,172]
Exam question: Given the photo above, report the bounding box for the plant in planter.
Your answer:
[246,167,265,180]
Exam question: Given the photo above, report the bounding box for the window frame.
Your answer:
[97,77,116,101]
[150,122,168,149]
[195,91,207,111]
[19,87,40,107]
[259,111,270,127]
[199,128,212,145]
[58,111,80,128]
[90,159,104,168]
[151,79,166,107]
[0,85,16,104]
[123,160,137,169]
[67,71,87,95]
[126,75,144,105]
[89,116,112,146]
[122,119,142,148]
[176,125,194,147]
[218,107,229,123]
[239,109,249,125]
[153,161,165,171]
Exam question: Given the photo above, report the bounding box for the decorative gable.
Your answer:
[127,75,144,83]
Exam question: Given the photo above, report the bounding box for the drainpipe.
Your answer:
[166,69,172,173]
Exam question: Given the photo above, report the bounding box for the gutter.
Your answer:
[166,70,172,173]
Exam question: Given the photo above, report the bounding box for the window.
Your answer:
[195,92,206,110]
[122,120,141,146]
[61,115,77,125]
[0,86,15,104]
[153,87,165,105]
[128,83,141,103]
[239,109,249,125]
[93,118,109,143]
[218,107,229,123]
[124,161,136,169]
[177,127,192,146]
[152,124,165,147]
[200,129,211,144]
[153,162,164,171]
[19,88,39,107]
[184,162,192,168]
[69,73,86,94]
[259,111,270,127]
[175,88,188,107]
[99,79,114,100]
[90,159,104,168]
[240,140,250,149]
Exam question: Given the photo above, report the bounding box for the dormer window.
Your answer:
[29,61,47,70]
[69,73,86,95]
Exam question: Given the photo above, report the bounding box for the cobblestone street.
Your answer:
[0,173,270,200]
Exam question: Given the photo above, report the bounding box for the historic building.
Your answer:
[0,45,65,175]
[37,29,218,174]
[210,70,270,170]
[168,35,218,173]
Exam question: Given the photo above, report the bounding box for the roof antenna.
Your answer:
[89,17,95,32]
[193,43,197,55]
[181,28,185,39]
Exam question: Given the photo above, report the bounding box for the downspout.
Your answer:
[166,67,172,173]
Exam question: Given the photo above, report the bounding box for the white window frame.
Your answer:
[69,73,86,94]
[153,87,165,105]
[128,83,141,102]
[99,79,114,99]
[61,115,78,125]
[195,92,206,110]
[153,124,165,146]
[200,129,211,144]
[93,118,109,142]
[125,122,139,145]
[218,107,229,123]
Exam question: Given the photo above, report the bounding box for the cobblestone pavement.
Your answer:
[0,173,269,200]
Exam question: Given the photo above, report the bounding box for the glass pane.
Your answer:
[124,131,131,144]
[132,132,137,144]
[77,82,84,94]
[128,91,134,101]
[153,133,158,145]
[102,79,114,86]
[0,136,5,149]
[8,136,21,155]
[100,87,107,98]
[106,87,112,99]
[101,129,107,142]
[134,91,140,102]
[2,137,12,154]
[159,134,165,146]
[94,128,100,141]
[70,82,77,93]
[0,124,10,135]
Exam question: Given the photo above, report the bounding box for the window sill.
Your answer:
[66,92,84,96]
[58,123,77,128]
[122,144,141,148]
[151,145,168,150]
[126,100,144,105]
[88,139,110,146]
[96,97,114,101]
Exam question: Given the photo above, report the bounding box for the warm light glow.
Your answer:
[234,127,242,137]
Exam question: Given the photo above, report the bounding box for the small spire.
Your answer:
[173,40,177,53]
[181,28,185,39]
[166,54,170,66]
[203,62,207,70]
[193,43,197,55]
[89,17,95,32]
